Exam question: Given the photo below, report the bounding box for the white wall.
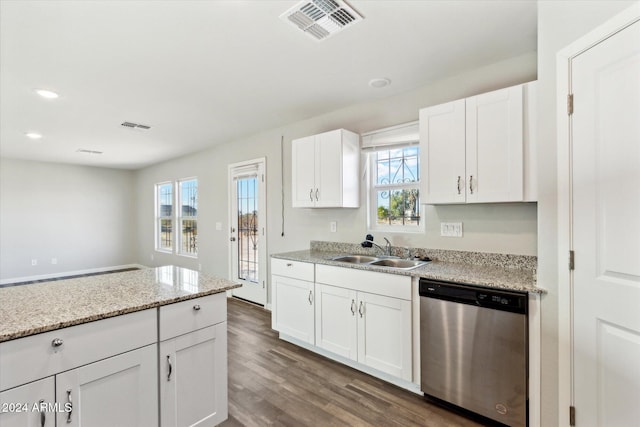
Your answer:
[0,158,136,281]
[536,1,636,425]
[135,52,538,290]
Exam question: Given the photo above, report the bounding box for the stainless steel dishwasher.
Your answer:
[419,278,528,427]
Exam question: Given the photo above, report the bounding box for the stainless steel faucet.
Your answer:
[361,237,392,256]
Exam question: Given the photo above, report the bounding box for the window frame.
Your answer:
[366,143,424,234]
[155,181,174,253]
[177,177,198,257]
[154,178,199,257]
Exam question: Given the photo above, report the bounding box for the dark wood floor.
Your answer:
[221,298,485,427]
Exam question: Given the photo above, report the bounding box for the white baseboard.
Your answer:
[0,264,146,286]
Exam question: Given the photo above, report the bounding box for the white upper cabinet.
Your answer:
[420,82,537,204]
[291,129,360,208]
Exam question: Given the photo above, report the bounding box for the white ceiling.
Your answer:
[0,0,537,170]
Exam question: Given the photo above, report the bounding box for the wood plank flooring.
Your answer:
[221,298,486,427]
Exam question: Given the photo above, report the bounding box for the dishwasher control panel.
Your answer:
[419,279,527,314]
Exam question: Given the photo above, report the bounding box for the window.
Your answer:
[155,178,198,256]
[363,122,422,232]
[156,182,173,252]
[178,178,198,256]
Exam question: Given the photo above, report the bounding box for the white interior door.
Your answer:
[570,18,640,426]
[229,158,267,306]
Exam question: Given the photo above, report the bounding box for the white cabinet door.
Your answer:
[160,323,227,427]
[466,85,523,203]
[272,275,315,344]
[55,344,158,427]
[315,130,344,207]
[0,377,55,427]
[315,283,357,360]
[357,292,412,381]
[291,135,316,207]
[420,99,466,204]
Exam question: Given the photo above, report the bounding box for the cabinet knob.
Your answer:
[51,338,64,348]
[193,304,201,311]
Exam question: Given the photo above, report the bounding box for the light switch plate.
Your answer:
[441,222,463,237]
[330,221,337,232]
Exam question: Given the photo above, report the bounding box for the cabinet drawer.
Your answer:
[0,309,156,392]
[271,258,314,281]
[159,293,226,341]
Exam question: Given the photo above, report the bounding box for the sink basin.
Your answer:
[368,259,428,270]
[331,255,380,264]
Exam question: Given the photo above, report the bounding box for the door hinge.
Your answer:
[261,174,264,182]
[569,250,575,270]
[569,405,576,426]
[567,94,574,115]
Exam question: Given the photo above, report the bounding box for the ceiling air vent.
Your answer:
[280,0,363,41]
[121,121,151,130]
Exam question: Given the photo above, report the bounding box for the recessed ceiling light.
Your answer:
[369,78,391,89]
[25,132,43,139]
[35,89,59,99]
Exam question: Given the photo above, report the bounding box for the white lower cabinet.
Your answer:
[315,282,412,381]
[159,293,228,427]
[0,377,55,427]
[160,324,227,427]
[271,259,315,345]
[55,344,158,427]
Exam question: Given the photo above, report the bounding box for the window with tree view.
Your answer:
[370,146,421,229]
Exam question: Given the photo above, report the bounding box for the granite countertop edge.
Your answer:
[0,267,241,343]
[271,250,545,294]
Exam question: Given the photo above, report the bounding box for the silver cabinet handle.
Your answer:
[309,189,313,202]
[350,299,356,316]
[51,338,63,348]
[308,290,313,305]
[38,399,45,427]
[193,304,201,311]
[469,175,474,194]
[167,355,172,381]
[66,389,72,424]
[358,301,364,318]
[315,188,319,201]
[457,176,462,194]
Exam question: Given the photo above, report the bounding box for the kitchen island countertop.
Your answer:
[272,249,543,294]
[0,266,240,342]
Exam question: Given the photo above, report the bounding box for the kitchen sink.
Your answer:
[368,259,428,270]
[331,255,380,264]
[331,255,429,270]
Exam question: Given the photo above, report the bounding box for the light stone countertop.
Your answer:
[0,266,241,342]
[272,249,543,294]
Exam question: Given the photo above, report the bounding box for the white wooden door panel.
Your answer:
[291,135,316,207]
[420,99,466,204]
[272,275,315,344]
[315,130,343,207]
[357,292,412,381]
[160,323,227,427]
[466,85,523,203]
[0,377,55,427]
[315,284,357,360]
[55,345,158,427]
[571,18,640,427]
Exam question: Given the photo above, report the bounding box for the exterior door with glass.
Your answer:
[229,159,266,306]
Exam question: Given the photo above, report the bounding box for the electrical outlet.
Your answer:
[150,253,154,261]
[51,258,58,265]
[31,259,38,266]
[440,222,463,237]
[330,221,337,232]
[215,222,222,231]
